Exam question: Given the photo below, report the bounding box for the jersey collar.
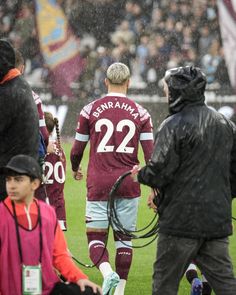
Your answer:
[107,92,127,98]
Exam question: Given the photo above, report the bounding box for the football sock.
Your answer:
[114,231,133,280]
[87,231,110,272]
[99,262,114,279]
[114,279,126,295]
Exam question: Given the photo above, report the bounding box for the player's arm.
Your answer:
[53,223,88,281]
[70,141,87,180]
[38,108,48,146]
[32,91,49,146]
[137,111,157,209]
[53,223,102,294]
[39,116,49,147]
[139,115,154,164]
[70,111,90,179]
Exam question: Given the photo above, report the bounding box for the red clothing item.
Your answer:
[4,197,87,283]
[0,198,59,294]
[0,68,21,84]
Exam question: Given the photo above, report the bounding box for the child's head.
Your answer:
[0,155,42,203]
[44,112,62,153]
[44,111,55,134]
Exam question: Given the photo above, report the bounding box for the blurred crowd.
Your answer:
[0,0,233,99]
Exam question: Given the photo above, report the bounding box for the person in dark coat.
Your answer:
[0,39,39,200]
[132,66,236,295]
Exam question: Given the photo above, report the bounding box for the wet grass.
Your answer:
[63,142,236,295]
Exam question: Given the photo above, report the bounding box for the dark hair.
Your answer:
[0,39,15,80]
[54,117,62,153]
[44,112,54,133]
[15,49,25,68]
[5,170,38,182]
[44,112,62,154]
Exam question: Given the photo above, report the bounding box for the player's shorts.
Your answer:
[85,197,140,230]
[58,220,67,231]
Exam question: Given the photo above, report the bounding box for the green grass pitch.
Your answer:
[63,142,236,295]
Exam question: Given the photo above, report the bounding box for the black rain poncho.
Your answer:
[138,66,236,239]
[0,40,39,199]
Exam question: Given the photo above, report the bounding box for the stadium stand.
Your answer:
[0,0,233,100]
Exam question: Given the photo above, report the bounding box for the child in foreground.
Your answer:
[0,154,102,295]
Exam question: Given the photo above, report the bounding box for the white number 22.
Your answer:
[95,119,136,153]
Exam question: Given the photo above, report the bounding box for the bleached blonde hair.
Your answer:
[106,62,130,84]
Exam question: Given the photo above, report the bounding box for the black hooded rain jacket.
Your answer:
[138,66,236,239]
[0,40,39,199]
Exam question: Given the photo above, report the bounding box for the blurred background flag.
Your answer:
[35,0,85,99]
[218,0,236,92]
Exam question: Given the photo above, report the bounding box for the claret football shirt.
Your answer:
[71,93,154,201]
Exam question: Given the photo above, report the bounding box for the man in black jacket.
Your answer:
[0,40,39,200]
[133,66,236,295]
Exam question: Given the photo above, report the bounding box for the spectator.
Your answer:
[93,46,114,98]
[1,0,232,98]
[215,47,233,93]
[198,25,214,59]
[111,39,133,70]
[111,20,135,47]
[201,39,222,84]
[135,34,150,79]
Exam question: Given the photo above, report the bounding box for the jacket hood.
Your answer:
[164,66,207,114]
[0,40,15,81]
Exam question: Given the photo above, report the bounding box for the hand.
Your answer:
[73,166,83,180]
[76,278,102,294]
[130,165,140,181]
[147,189,158,212]
[47,141,54,153]
[47,142,61,156]
[53,143,61,156]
